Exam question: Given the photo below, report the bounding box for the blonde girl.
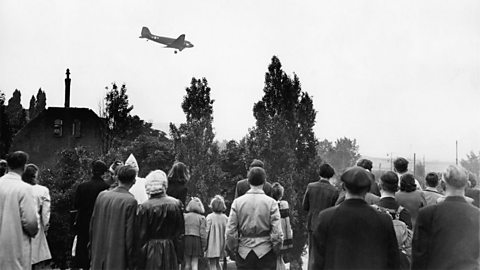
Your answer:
[205,195,228,270]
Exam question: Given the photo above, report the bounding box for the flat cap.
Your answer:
[341,166,372,190]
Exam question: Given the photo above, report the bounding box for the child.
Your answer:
[184,197,207,270]
[205,195,228,270]
[272,182,293,270]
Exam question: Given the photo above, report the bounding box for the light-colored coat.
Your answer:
[205,212,228,258]
[31,184,52,264]
[0,172,39,270]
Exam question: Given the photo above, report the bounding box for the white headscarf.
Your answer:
[145,170,168,195]
[125,154,139,173]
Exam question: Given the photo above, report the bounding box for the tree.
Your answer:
[317,137,360,174]
[5,89,27,136]
[414,161,426,182]
[35,88,47,115]
[28,95,36,121]
[247,56,318,269]
[0,91,11,156]
[461,151,480,177]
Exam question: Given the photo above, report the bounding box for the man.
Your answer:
[0,159,7,176]
[377,171,413,229]
[422,172,444,206]
[234,159,272,198]
[311,166,400,270]
[226,167,283,270]
[90,165,138,270]
[412,165,480,270]
[0,151,38,270]
[73,160,110,269]
[357,158,380,196]
[394,157,422,189]
[302,163,339,270]
[465,172,479,208]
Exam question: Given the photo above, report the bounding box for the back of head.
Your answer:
[186,197,205,214]
[168,162,189,184]
[145,170,168,195]
[380,171,399,193]
[271,182,284,201]
[6,151,29,171]
[0,159,7,176]
[467,173,477,188]
[443,165,468,189]
[425,172,439,188]
[400,173,416,192]
[92,160,107,177]
[319,163,335,179]
[248,167,266,187]
[117,165,137,185]
[22,163,39,185]
[393,157,409,173]
[249,159,264,169]
[356,159,373,171]
[209,195,226,213]
[341,166,372,195]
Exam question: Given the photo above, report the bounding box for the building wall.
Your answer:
[10,107,105,167]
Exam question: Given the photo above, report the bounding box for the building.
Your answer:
[10,69,106,167]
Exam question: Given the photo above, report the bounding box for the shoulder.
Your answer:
[237,179,248,187]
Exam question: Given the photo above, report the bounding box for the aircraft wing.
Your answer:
[168,34,186,50]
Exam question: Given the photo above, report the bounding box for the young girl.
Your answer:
[184,197,207,270]
[205,195,228,270]
[272,182,293,270]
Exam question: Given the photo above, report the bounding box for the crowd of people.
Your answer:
[0,150,479,270]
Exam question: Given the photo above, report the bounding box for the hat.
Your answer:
[250,159,264,168]
[145,170,167,195]
[341,166,372,192]
[92,160,108,176]
[125,154,139,173]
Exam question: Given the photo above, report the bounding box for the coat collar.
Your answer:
[246,188,265,195]
[444,196,469,204]
[319,179,331,185]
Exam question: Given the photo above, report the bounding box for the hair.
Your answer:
[425,172,439,188]
[356,159,373,171]
[0,159,7,176]
[145,170,168,195]
[209,195,226,213]
[380,171,399,193]
[248,167,266,186]
[109,160,124,175]
[319,163,335,179]
[271,182,285,201]
[117,165,137,185]
[249,159,264,169]
[400,173,417,192]
[443,165,468,189]
[467,173,477,188]
[393,157,409,173]
[6,151,28,170]
[22,163,39,185]
[168,162,190,184]
[186,197,205,214]
[91,160,108,176]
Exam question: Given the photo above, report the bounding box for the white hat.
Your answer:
[125,154,139,173]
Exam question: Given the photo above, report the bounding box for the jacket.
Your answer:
[302,180,339,231]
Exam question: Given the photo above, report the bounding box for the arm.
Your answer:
[205,215,212,251]
[399,208,413,230]
[174,204,185,264]
[42,188,51,232]
[20,185,39,237]
[332,189,340,206]
[125,201,138,270]
[269,200,283,254]
[311,213,328,270]
[135,205,147,270]
[234,183,239,199]
[411,209,431,270]
[383,216,401,270]
[225,200,239,253]
[302,186,310,211]
[200,216,207,251]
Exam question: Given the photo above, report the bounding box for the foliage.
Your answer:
[28,88,47,120]
[0,91,11,157]
[247,56,318,269]
[5,89,27,136]
[461,151,480,178]
[317,137,361,174]
[414,161,426,183]
[38,147,94,269]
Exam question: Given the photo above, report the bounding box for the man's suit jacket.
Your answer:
[311,198,401,270]
[412,196,480,270]
[302,180,339,231]
[234,178,272,198]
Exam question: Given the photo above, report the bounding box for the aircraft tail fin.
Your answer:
[140,27,151,38]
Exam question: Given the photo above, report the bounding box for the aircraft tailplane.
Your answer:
[140,27,151,38]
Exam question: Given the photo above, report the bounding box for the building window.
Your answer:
[72,119,81,138]
[53,119,63,137]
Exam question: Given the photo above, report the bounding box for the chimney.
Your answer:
[64,68,71,108]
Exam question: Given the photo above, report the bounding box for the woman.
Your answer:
[136,170,185,270]
[272,182,293,270]
[22,164,52,268]
[167,162,190,206]
[395,173,427,227]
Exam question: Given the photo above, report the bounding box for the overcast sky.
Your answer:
[1,0,479,162]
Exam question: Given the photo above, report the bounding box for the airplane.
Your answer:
[139,26,194,53]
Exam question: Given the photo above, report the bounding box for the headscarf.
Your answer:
[125,154,139,173]
[145,170,168,195]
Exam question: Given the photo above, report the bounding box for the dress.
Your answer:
[205,212,228,258]
[136,195,185,270]
[31,184,52,264]
[184,212,207,257]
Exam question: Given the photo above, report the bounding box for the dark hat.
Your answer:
[250,159,264,168]
[92,160,108,176]
[341,166,372,192]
